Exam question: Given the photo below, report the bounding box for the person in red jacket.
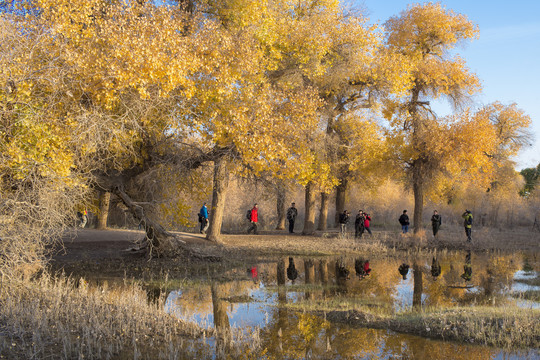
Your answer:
[247,203,259,235]
[363,212,372,235]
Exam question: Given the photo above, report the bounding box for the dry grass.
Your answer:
[287,296,539,349]
[399,306,540,349]
[0,275,214,359]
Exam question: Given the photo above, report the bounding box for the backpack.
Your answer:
[466,215,473,226]
[198,213,203,223]
[246,209,252,220]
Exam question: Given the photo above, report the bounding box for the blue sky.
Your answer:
[355,0,540,170]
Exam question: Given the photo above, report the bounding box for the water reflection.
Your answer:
[431,257,441,279]
[162,251,538,359]
[304,258,315,300]
[399,263,410,280]
[355,257,371,279]
[286,257,298,283]
[211,282,231,359]
[461,250,472,281]
[413,262,423,310]
[335,258,350,294]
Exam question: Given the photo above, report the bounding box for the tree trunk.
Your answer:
[207,156,230,242]
[275,183,286,230]
[112,186,174,255]
[302,182,317,235]
[96,191,111,230]
[317,192,329,230]
[412,163,424,234]
[334,178,348,227]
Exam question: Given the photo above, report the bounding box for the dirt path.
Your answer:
[52,226,540,269]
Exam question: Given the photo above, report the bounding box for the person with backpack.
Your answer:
[247,203,259,235]
[286,202,298,233]
[199,203,209,234]
[462,209,473,242]
[398,210,410,234]
[79,209,88,228]
[431,210,442,238]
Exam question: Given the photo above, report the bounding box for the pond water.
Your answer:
[159,251,539,359]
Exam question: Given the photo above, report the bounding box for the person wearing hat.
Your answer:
[462,210,473,242]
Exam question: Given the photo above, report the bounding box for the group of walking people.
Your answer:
[399,208,473,241]
[338,210,373,238]
[199,201,474,242]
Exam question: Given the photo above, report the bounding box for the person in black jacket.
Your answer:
[431,210,442,237]
[339,210,350,236]
[286,202,298,234]
[354,210,365,239]
[398,210,410,234]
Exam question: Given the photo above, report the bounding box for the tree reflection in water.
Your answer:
[211,282,231,359]
[159,251,534,359]
[413,262,423,311]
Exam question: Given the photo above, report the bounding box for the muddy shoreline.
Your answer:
[49,227,540,279]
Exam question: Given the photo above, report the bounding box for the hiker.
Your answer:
[286,202,298,234]
[199,203,209,234]
[339,210,350,236]
[431,210,442,237]
[462,209,473,242]
[78,209,88,228]
[364,212,372,235]
[247,203,259,235]
[398,210,410,234]
[354,210,365,238]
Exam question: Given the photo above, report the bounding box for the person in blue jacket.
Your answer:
[199,203,209,234]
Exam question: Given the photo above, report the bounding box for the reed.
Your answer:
[0,275,214,359]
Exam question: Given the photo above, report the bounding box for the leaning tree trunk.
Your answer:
[302,182,317,235]
[111,184,219,260]
[275,182,286,230]
[334,177,348,227]
[317,192,329,230]
[207,156,230,242]
[96,191,111,229]
[412,162,424,234]
[112,186,174,256]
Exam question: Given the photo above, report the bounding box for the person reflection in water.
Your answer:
[398,263,410,280]
[461,251,472,281]
[287,257,298,283]
[431,257,441,279]
[354,258,371,278]
[336,258,350,279]
[247,266,259,284]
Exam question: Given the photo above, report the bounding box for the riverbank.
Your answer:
[1,226,538,359]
